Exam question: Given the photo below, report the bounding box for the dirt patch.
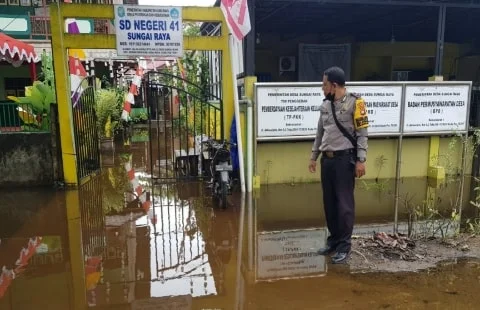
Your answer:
[349,232,480,273]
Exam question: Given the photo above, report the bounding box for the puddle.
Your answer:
[1,144,480,309]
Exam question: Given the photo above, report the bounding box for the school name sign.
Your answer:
[114,5,183,57]
[255,82,472,141]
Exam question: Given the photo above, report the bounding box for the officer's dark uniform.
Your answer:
[311,92,369,254]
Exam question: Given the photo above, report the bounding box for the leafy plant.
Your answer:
[95,88,125,138]
[159,25,212,141]
[102,156,132,214]
[361,155,391,201]
[38,50,55,99]
[7,81,55,131]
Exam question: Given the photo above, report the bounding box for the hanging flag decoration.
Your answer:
[220,0,252,41]
[0,237,42,298]
[121,63,145,121]
[69,55,88,107]
[124,156,156,225]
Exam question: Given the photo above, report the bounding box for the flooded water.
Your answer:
[1,141,479,309]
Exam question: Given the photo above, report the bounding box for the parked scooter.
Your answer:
[201,139,235,208]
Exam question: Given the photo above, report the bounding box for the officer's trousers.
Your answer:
[320,153,355,253]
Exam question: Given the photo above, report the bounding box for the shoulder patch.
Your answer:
[354,98,369,129]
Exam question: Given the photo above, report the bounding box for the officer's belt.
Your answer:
[322,148,354,158]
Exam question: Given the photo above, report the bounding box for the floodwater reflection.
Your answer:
[256,228,327,282]
[1,148,480,309]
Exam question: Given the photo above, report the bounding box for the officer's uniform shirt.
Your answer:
[311,91,368,161]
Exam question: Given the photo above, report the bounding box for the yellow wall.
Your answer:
[353,42,460,81]
[256,137,471,185]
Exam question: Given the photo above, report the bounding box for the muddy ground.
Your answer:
[348,232,480,273]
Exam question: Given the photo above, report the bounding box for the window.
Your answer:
[0,0,7,6]
[4,78,31,98]
[8,0,20,6]
[20,0,31,6]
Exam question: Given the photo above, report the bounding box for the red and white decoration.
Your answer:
[0,33,39,67]
[0,237,42,298]
[124,159,157,225]
[220,0,251,41]
[121,63,145,121]
[69,55,88,107]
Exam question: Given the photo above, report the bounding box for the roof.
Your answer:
[211,0,480,43]
[255,0,480,43]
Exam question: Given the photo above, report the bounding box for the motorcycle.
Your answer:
[201,138,235,208]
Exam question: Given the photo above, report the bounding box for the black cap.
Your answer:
[324,66,346,86]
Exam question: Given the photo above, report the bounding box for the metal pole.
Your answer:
[247,101,253,192]
[247,193,254,271]
[394,83,407,233]
[393,135,403,234]
[229,35,246,193]
[234,193,246,309]
[434,4,447,76]
[458,133,468,229]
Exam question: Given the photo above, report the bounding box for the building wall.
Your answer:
[254,36,471,82]
[253,38,476,185]
[0,133,54,187]
[255,136,470,185]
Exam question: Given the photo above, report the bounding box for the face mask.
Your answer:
[325,90,335,102]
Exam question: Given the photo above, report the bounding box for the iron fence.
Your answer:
[145,70,224,181]
[0,101,50,133]
[72,76,101,181]
[79,172,106,258]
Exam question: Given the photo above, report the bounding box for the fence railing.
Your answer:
[29,14,111,39]
[0,101,49,133]
[29,15,51,40]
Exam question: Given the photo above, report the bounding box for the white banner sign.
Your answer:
[256,82,471,139]
[114,5,183,57]
[403,84,470,133]
[256,86,323,138]
[346,85,402,134]
[257,229,326,281]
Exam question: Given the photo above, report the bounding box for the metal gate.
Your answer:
[145,71,223,181]
[72,76,101,182]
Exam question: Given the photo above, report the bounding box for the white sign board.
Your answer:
[256,229,326,281]
[256,86,323,138]
[114,5,183,57]
[403,84,470,133]
[346,85,402,134]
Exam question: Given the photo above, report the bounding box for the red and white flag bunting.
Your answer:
[220,0,252,41]
[124,159,157,225]
[121,63,145,121]
[0,237,42,298]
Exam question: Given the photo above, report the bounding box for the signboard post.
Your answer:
[114,5,183,58]
[403,84,470,134]
[255,84,323,139]
[255,81,472,141]
[346,84,403,134]
[255,82,407,141]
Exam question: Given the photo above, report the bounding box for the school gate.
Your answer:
[50,3,235,187]
[145,70,223,181]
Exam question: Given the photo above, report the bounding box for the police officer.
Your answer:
[308,66,369,264]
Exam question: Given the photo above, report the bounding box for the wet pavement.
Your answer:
[0,142,479,309]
